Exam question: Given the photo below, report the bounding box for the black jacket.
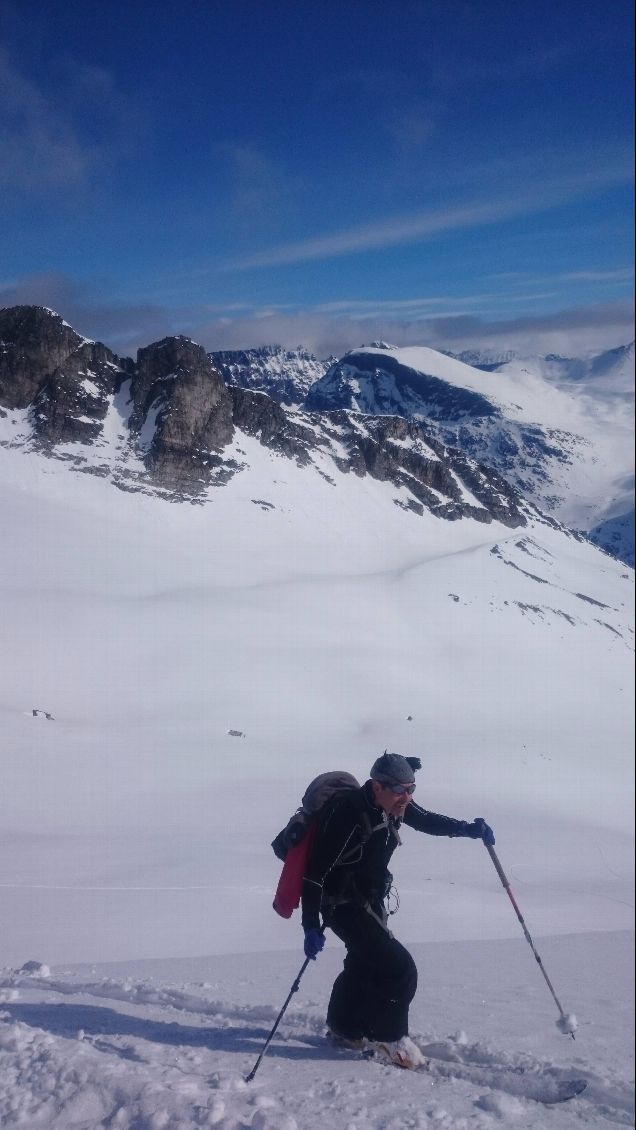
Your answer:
[301,780,473,930]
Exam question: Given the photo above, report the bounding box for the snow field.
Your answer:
[0,435,633,1127]
[0,932,633,1129]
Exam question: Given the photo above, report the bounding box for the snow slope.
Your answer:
[0,430,633,1127]
[0,935,633,1128]
[306,344,635,546]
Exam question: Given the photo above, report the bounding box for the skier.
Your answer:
[301,751,495,1069]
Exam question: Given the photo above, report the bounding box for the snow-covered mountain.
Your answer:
[450,342,635,386]
[2,306,632,560]
[588,507,635,565]
[0,307,527,528]
[0,307,633,1129]
[305,344,635,564]
[210,344,331,405]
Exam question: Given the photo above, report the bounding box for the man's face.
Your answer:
[372,779,415,818]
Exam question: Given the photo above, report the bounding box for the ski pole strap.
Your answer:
[485,844,573,1036]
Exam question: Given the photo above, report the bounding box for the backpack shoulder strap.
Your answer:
[321,785,381,846]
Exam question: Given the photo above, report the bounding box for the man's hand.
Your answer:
[304,928,325,960]
[468,817,495,845]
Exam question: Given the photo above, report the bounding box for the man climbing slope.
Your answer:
[301,752,495,1069]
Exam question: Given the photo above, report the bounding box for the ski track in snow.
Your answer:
[1,934,633,1129]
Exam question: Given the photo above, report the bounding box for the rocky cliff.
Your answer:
[0,305,133,446]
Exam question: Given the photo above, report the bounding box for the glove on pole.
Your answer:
[485,843,576,1039]
[245,942,320,1082]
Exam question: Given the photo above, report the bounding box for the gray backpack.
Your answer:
[271,771,361,861]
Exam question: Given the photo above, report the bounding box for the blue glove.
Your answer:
[467,817,495,846]
[304,928,325,960]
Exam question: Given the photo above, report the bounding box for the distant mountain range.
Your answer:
[1,305,633,564]
[210,344,332,405]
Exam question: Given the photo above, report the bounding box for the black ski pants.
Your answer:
[326,903,418,1043]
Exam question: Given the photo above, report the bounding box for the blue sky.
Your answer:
[0,0,633,357]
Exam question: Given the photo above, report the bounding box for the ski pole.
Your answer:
[245,952,314,1082]
[484,843,576,1039]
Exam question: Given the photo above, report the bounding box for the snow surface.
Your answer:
[0,432,633,1127]
[0,935,633,1128]
[332,345,635,535]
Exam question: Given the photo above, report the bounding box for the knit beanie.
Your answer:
[370,751,421,786]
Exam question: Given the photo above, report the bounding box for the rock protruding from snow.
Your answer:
[0,305,133,448]
[0,306,132,449]
[211,345,330,406]
[130,337,235,491]
[0,306,86,409]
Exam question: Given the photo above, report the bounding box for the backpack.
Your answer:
[272,771,361,919]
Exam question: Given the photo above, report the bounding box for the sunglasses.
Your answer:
[387,783,416,796]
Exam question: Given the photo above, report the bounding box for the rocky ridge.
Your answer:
[0,305,527,528]
[210,345,330,406]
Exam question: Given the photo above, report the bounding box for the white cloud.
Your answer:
[189,299,635,360]
[2,274,633,362]
[220,160,634,271]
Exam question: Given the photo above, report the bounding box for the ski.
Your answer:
[419,1057,587,1106]
[326,1037,587,1105]
[536,1078,588,1104]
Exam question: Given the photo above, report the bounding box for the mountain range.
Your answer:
[1,305,633,563]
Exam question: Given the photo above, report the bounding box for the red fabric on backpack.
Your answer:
[273,822,318,919]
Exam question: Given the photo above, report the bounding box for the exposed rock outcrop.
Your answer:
[317,412,525,527]
[230,386,315,464]
[130,337,235,489]
[0,305,131,445]
[212,345,329,406]
[1,306,85,409]
[31,341,130,446]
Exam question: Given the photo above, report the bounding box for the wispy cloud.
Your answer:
[559,268,634,283]
[486,266,634,287]
[187,297,636,361]
[314,293,557,317]
[0,45,147,195]
[0,46,93,191]
[221,161,633,271]
[3,273,633,362]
